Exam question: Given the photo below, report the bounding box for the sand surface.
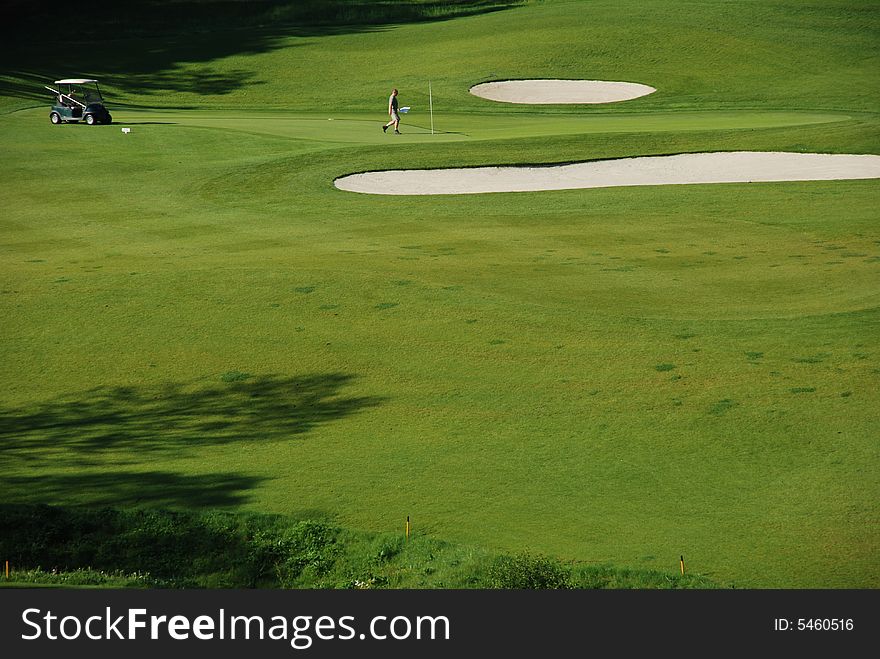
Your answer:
[334,152,880,195]
[469,79,656,104]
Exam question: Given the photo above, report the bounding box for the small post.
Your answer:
[5,560,9,580]
[429,82,434,135]
[680,555,685,576]
[405,515,411,541]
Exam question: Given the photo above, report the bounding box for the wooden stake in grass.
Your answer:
[5,560,8,580]
[680,555,685,576]
[406,515,411,541]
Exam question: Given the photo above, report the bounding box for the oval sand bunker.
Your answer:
[470,79,656,104]
[334,152,880,195]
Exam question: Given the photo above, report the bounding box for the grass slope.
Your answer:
[1,1,878,587]
[0,505,718,589]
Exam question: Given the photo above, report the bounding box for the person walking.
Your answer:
[382,88,401,134]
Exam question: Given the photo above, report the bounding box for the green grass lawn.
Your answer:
[1,0,878,588]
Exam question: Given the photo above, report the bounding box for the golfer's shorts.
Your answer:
[390,111,400,122]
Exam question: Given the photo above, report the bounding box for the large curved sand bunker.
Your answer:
[334,152,880,195]
[470,79,656,104]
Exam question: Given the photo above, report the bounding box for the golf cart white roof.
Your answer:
[55,79,98,85]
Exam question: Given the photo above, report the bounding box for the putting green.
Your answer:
[105,108,851,144]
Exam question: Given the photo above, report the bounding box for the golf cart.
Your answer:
[46,79,112,125]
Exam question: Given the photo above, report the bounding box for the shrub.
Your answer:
[486,553,572,589]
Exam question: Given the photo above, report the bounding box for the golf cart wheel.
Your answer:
[50,112,61,125]
[105,114,112,125]
[85,114,96,125]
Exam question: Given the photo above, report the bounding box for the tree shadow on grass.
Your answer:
[0,503,340,586]
[1,471,263,508]
[2,0,525,102]
[0,372,385,466]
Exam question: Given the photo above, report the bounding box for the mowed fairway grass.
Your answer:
[1,0,878,587]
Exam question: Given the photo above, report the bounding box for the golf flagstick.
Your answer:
[429,81,434,135]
